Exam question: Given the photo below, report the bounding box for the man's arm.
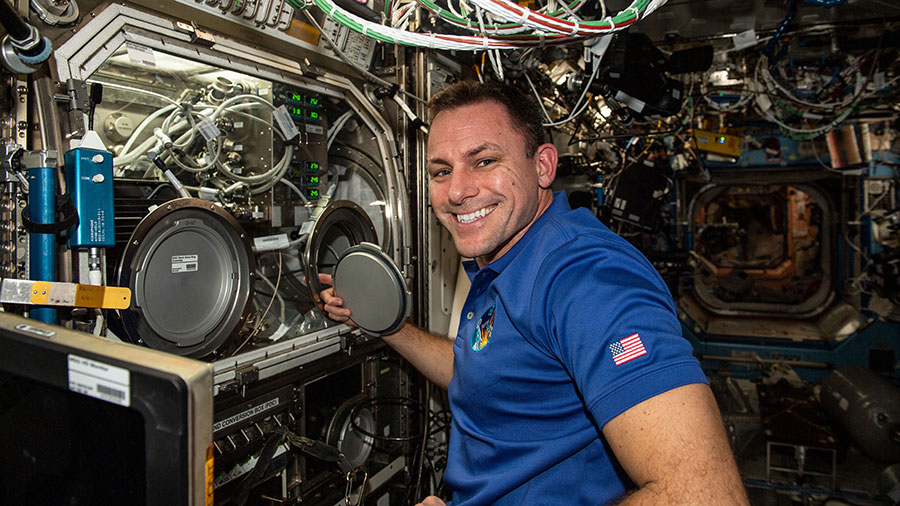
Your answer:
[603,383,749,505]
[381,323,455,389]
[319,274,455,389]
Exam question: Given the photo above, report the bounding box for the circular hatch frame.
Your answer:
[116,198,254,358]
[305,200,378,309]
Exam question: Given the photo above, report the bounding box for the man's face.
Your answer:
[426,101,556,267]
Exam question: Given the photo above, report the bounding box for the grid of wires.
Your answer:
[751,48,900,141]
[745,8,900,142]
[530,35,899,146]
[285,0,668,50]
[103,81,295,195]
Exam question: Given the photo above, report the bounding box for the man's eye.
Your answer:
[477,159,495,167]
[431,169,451,178]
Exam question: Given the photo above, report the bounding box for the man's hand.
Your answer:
[318,273,454,388]
[416,496,446,506]
[317,273,356,326]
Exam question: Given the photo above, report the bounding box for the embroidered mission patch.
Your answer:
[470,304,496,351]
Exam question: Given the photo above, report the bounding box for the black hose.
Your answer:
[0,0,48,59]
[0,0,32,42]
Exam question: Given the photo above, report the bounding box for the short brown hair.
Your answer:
[427,81,546,158]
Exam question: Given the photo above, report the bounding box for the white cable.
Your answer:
[542,63,599,127]
[114,104,178,167]
[311,0,583,50]
[327,110,354,149]
[524,71,551,122]
[392,93,429,134]
[256,268,287,323]
[302,9,427,103]
[280,178,309,205]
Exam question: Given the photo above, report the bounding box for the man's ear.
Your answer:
[535,143,558,189]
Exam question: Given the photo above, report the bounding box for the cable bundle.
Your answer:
[286,0,668,50]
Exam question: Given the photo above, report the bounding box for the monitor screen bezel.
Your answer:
[0,312,213,506]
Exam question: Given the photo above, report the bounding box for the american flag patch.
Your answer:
[610,333,647,366]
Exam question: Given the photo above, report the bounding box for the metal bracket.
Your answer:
[1,143,22,170]
[63,79,89,138]
[235,365,260,386]
[65,79,90,112]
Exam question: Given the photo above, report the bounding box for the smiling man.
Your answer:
[320,81,748,506]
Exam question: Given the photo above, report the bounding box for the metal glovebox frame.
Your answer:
[48,2,412,391]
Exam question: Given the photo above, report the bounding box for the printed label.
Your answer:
[172,254,199,274]
[68,354,130,407]
[253,234,290,252]
[273,105,300,140]
[214,398,280,433]
[15,323,55,338]
[197,118,221,142]
[125,43,156,67]
[305,124,324,135]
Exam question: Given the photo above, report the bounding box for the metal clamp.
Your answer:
[344,467,368,506]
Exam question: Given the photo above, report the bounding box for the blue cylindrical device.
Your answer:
[23,150,58,324]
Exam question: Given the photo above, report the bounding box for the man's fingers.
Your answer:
[316,272,357,328]
[323,303,352,319]
[319,287,341,305]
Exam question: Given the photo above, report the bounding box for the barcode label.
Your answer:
[68,354,130,407]
[253,234,290,252]
[97,383,126,400]
[172,254,199,274]
[125,42,156,67]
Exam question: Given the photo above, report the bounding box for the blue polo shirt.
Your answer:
[444,192,706,505]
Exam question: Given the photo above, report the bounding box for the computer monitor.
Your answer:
[0,312,214,506]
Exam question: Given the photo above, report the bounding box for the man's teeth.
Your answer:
[457,206,494,224]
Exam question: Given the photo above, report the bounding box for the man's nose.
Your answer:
[447,170,477,204]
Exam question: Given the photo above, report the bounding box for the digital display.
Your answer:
[289,106,304,117]
[307,111,320,121]
[306,175,319,185]
[307,97,320,107]
[307,188,320,199]
[291,93,303,102]
[307,162,320,173]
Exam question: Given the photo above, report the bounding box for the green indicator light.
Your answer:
[309,111,319,120]
[718,136,726,144]
[290,106,303,116]
[308,97,319,106]
[308,189,319,199]
[308,176,319,184]
[291,93,303,102]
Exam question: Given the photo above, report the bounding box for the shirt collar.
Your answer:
[463,191,571,281]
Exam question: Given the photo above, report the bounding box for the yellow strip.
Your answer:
[29,281,52,305]
[206,445,215,506]
[29,281,131,309]
[79,285,132,310]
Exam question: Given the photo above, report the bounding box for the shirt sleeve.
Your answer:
[530,234,708,430]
